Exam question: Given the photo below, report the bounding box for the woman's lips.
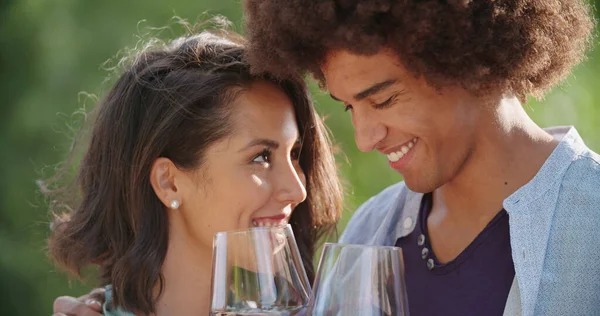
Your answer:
[252,214,288,227]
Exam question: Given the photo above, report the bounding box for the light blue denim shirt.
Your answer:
[340,126,600,316]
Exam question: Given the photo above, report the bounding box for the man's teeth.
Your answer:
[387,138,418,162]
[252,220,285,227]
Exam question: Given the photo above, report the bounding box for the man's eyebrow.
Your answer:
[354,79,398,101]
[329,79,399,102]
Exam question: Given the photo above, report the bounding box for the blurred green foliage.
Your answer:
[0,1,598,314]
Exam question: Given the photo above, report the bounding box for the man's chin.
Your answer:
[403,176,437,194]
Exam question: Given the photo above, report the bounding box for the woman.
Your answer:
[44,28,343,315]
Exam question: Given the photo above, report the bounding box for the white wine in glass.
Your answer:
[306,243,409,316]
[210,225,311,316]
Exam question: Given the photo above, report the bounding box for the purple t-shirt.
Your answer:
[395,193,515,316]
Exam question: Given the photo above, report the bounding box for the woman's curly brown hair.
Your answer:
[244,0,596,99]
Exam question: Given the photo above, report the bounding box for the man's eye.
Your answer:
[344,104,353,112]
[374,95,397,109]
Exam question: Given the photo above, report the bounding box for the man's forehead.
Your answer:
[322,50,378,75]
[322,51,404,100]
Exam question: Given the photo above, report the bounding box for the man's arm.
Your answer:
[53,288,105,316]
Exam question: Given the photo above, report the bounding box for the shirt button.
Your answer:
[427,258,435,270]
[421,247,429,259]
[417,234,425,246]
[403,217,413,230]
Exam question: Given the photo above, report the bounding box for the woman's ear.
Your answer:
[150,157,183,210]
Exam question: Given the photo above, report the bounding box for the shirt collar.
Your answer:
[503,126,587,212]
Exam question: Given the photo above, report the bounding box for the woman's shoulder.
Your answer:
[103,285,137,316]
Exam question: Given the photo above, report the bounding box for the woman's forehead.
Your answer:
[229,83,300,143]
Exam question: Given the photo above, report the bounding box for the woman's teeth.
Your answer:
[252,220,286,227]
[387,138,418,162]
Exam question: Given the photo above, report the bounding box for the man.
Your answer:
[242,1,599,316]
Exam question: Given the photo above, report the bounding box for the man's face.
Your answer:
[322,49,483,193]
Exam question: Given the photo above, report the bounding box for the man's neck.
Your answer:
[434,96,559,222]
[426,96,558,263]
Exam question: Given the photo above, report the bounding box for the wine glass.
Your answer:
[210,224,311,315]
[306,243,409,316]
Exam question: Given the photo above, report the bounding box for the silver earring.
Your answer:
[170,200,180,209]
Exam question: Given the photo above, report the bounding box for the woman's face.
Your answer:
[174,80,307,250]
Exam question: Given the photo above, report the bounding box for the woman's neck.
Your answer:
[154,224,213,316]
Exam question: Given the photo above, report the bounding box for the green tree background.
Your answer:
[0,1,598,314]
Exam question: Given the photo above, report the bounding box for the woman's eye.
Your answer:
[344,104,353,112]
[252,149,271,164]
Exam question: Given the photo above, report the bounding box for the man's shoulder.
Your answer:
[559,147,600,205]
[536,148,600,314]
[571,146,600,173]
[354,181,408,213]
[510,128,600,212]
[555,127,600,194]
[536,146,600,237]
[339,181,421,245]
